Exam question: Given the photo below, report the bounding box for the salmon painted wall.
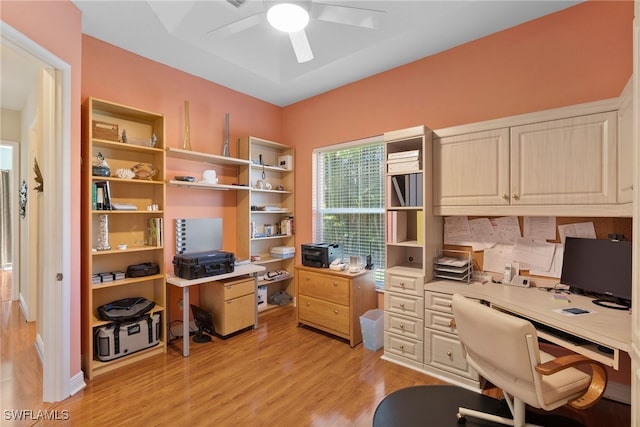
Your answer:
[81,35,284,319]
[283,1,633,261]
[1,1,84,382]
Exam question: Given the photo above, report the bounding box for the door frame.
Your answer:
[1,22,72,402]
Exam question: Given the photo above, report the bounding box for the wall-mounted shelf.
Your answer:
[166,179,250,191]
[166,146,251,167]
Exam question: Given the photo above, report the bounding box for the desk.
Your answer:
[426,280,631,370]
[166,264,265,356]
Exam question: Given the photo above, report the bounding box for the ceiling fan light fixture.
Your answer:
[267,3,309,33]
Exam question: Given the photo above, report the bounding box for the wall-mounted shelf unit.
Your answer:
[81,97,167,379]
[239,136,295,313]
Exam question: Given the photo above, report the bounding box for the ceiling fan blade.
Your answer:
[147,0,196,33]
[312,2,385,30]
[207,13,262,37]
[289,29,314,63]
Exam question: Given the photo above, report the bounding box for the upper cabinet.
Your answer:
[617,80,634,204]
[433,93,631,217]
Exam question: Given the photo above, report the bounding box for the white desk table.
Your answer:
[166,264,265,357]
[426,280,631,370]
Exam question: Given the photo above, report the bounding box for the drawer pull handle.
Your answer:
[501,193,509,200]
[447,351,452,357]
[306,276,310,280]
[400,282,405,288]
[333,309,339,314]
[399,345,405,351]
[399,303,405,309]
[447,303,452,308]
[333,282,338,287]
[305,302,310,306]
[449,319,456,328]
[512,193,520,200]
[399,324,405,330]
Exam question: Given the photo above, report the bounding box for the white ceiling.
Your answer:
[70,0,581,107]
[1,1,582,111]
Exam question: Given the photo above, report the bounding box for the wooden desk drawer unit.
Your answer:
[298,270,350,305]
[200,277,256,337]
[298,295,349,335]
[385,273,424,296]
[424,290,479,388]
[384,331,424,364]
[384,292,424,317]
[295,266,377,347]
[384,312,424,340]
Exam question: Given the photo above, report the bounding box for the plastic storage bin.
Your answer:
[360,308,384,350]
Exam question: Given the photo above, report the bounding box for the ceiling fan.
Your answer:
[209,0,386,63]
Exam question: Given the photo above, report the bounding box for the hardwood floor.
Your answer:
[0,284,631,426]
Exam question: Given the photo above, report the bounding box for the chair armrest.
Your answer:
[535,354,607,410]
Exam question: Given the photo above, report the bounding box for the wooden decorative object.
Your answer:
[92,120,119,141]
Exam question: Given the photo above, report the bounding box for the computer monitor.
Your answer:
[190,304,214,343]
[560,237,632,310]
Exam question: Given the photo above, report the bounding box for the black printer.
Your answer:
[301,243,342,268]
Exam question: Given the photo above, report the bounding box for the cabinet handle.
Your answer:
[449,319,456,328]
[447,351,452,357]
[501,194,509,200]
[399,324,405,330]
[399,345,405,351]
[399,303,405,309]
[305,276,310,280]
[333,282,338,287]
[333,309,339,314]
[512,193,520,200]
[305,302,310,306]
[400,282,405,288]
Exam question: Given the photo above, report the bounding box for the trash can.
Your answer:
[360,308,384,350]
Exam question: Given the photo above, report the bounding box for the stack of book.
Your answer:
[92,181,112,210]
[387,149,420,173]
[390,173,423,207]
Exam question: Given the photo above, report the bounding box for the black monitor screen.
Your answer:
[560,237,632,306]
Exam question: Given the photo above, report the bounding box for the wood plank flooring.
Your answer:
[0,269,631,426]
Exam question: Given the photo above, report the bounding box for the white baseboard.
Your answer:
[603,380,631,405]
[69,371,86,396]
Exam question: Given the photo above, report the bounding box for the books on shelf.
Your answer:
[387,149,421,173]
[386,211,407,243]
[148,217,163,247]
[390,173,423,207]
[93,181,112,210]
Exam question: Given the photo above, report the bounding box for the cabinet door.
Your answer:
[510,112,617,205]
[617,87,633,204]
[433,129,510,206]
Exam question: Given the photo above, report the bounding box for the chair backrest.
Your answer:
[451,293,541,405]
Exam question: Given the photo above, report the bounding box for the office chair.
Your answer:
[451,293,607,427]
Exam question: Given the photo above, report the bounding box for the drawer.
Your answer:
[298,295,349,335]
[424,309,457,334]
[216,293,255,336]
[384,292,423,318]
[425,291,454,314]
[385,273,423,296]
[298,271,350,305]
[424,329,478,381]
[218,277,255,300]
[384,312,423,340]
[384,331,423,363]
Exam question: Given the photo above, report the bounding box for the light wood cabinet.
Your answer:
[423,290,479,388]
[199,276,256,337]
[434,112,617,207]
[617,80,634,204]
[295,266,377,347]
[239,137,295,313]
[81,97,167,379]
[382,125,443,369]
[433,128,510,206]
[510,111,617,206]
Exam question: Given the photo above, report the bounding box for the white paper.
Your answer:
[482,243,515,274]
[489,216,521,244]
[529,243,563,278]
[512,237,557,271]
[523,216,556,240]
[558,222,597,244]
[468,218,500,251]
[444,216,474,246]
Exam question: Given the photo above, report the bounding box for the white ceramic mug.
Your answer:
[203,169,218,184]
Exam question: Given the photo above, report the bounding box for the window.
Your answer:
[312,136,385,288]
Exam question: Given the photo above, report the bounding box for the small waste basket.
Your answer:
[360,308,384,350]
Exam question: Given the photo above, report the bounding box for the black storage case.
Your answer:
[173,250,235,280]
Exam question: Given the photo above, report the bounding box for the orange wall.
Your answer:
[1,0,84,380]
[283,0,633,255]
[81,35,285,317]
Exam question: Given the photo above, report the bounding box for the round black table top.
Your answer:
[372,385,584,427]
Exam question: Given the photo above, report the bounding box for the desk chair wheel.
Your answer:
[456,412,466,424]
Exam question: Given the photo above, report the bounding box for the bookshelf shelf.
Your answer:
[82,97,167,379]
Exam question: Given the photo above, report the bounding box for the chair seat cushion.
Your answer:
[538,350,591,408]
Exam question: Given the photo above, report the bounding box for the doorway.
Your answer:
[1,23,73,402]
